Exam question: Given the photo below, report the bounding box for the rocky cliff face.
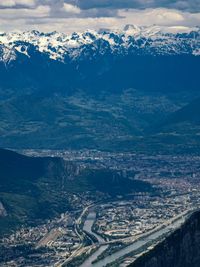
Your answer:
[130,211,200,267]
[0,202,7,217]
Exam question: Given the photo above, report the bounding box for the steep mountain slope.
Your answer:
[130,210,200,267]
[0,148,77,235]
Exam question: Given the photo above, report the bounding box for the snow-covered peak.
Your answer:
[124,24,142,35]
[0,25,199,64]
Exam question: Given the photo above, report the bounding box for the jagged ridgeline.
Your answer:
[0,26,199,92]
[129,210,200,267]
[0,148,152,236]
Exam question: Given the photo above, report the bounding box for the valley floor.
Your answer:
[1,150,200,267]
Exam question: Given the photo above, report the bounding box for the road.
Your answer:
[56,205,93,267]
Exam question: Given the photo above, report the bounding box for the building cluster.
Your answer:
[2,149,200,266]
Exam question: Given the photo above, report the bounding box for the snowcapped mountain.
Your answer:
[0,26,200,152]
[0,25,200,64]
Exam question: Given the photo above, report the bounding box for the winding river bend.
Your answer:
[80,211,187,267]
[83,212,105,243]
[80,212,108,267]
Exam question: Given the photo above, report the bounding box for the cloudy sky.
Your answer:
[0,0,200,33]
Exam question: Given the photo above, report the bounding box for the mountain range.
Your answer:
[1,25,200,64]
[0,25,200,152]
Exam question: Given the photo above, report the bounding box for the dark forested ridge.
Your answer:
[0,148,77,235]
[0,148,152,236]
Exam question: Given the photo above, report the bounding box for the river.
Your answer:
[83,212,105,243]
[80,211,186,267]
[79,212,108,267]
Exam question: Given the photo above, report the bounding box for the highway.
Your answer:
[56,205,93,267]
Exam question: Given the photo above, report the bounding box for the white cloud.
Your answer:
[165,26,193,33]
[117,8,200,28]
[63,3,81,14]
[0,0,35,8]
[0,5,50,19]
[156,10,184,22]
[118,8,185,26]
[0,6,199,33]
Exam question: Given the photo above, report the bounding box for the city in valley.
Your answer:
[1,150,200,267]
